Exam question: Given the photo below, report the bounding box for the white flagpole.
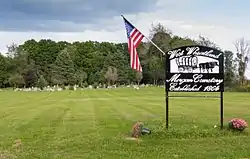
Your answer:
[143,36,166,55]
[121,15,166,56]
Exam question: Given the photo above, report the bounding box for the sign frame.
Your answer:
[165,45,224,129]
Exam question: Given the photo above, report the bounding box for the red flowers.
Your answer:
[228,118,248,131]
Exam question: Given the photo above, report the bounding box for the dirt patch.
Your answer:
[12,139,22,148]
[0,150,16,159]
[124,137,143,144]
[125,137,138,141]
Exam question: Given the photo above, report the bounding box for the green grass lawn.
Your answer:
[0,87,250,159]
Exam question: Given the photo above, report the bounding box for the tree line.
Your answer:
[0,23,249,91]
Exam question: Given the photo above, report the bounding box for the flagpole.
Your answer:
[121,15,166,55]
[144,36,166,55]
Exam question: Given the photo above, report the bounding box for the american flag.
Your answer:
[122,17,144,72]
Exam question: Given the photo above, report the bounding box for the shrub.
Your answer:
[83,82,88,88]
[36,75,48,90]
[68,85,74,90]
[92,82,98,89]
[61,85,66,90]
[229,85,250,92]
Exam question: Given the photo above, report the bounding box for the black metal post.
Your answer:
[220,91,224,129]
[166,91,169,129]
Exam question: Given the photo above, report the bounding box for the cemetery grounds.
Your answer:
[0,86,250,158]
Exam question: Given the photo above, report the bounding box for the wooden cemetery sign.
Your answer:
[165,45,224,129]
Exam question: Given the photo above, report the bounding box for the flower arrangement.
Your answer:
[131,121,151,138]
[131,121,143,138]
[228,118,248,131]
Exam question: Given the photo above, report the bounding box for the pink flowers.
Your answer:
[228,118,248,131]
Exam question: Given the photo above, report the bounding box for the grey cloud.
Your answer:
[0,0,158,31]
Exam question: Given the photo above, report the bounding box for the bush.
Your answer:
[61,85,66,90]
[92,82,98,89]
[229,86,250,92]
[246,85,250,92]
[68,85,74,90]
[83,82,88,88]
[36,75,48,90]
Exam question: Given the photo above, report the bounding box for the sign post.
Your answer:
[165,45,224,129]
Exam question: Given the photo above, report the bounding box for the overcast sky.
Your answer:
[0,0,250,76]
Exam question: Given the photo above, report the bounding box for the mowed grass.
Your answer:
[0,87,250,159]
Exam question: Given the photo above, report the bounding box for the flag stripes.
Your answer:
[122,16,144,72]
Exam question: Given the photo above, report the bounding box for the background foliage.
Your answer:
[0,23,249,91]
